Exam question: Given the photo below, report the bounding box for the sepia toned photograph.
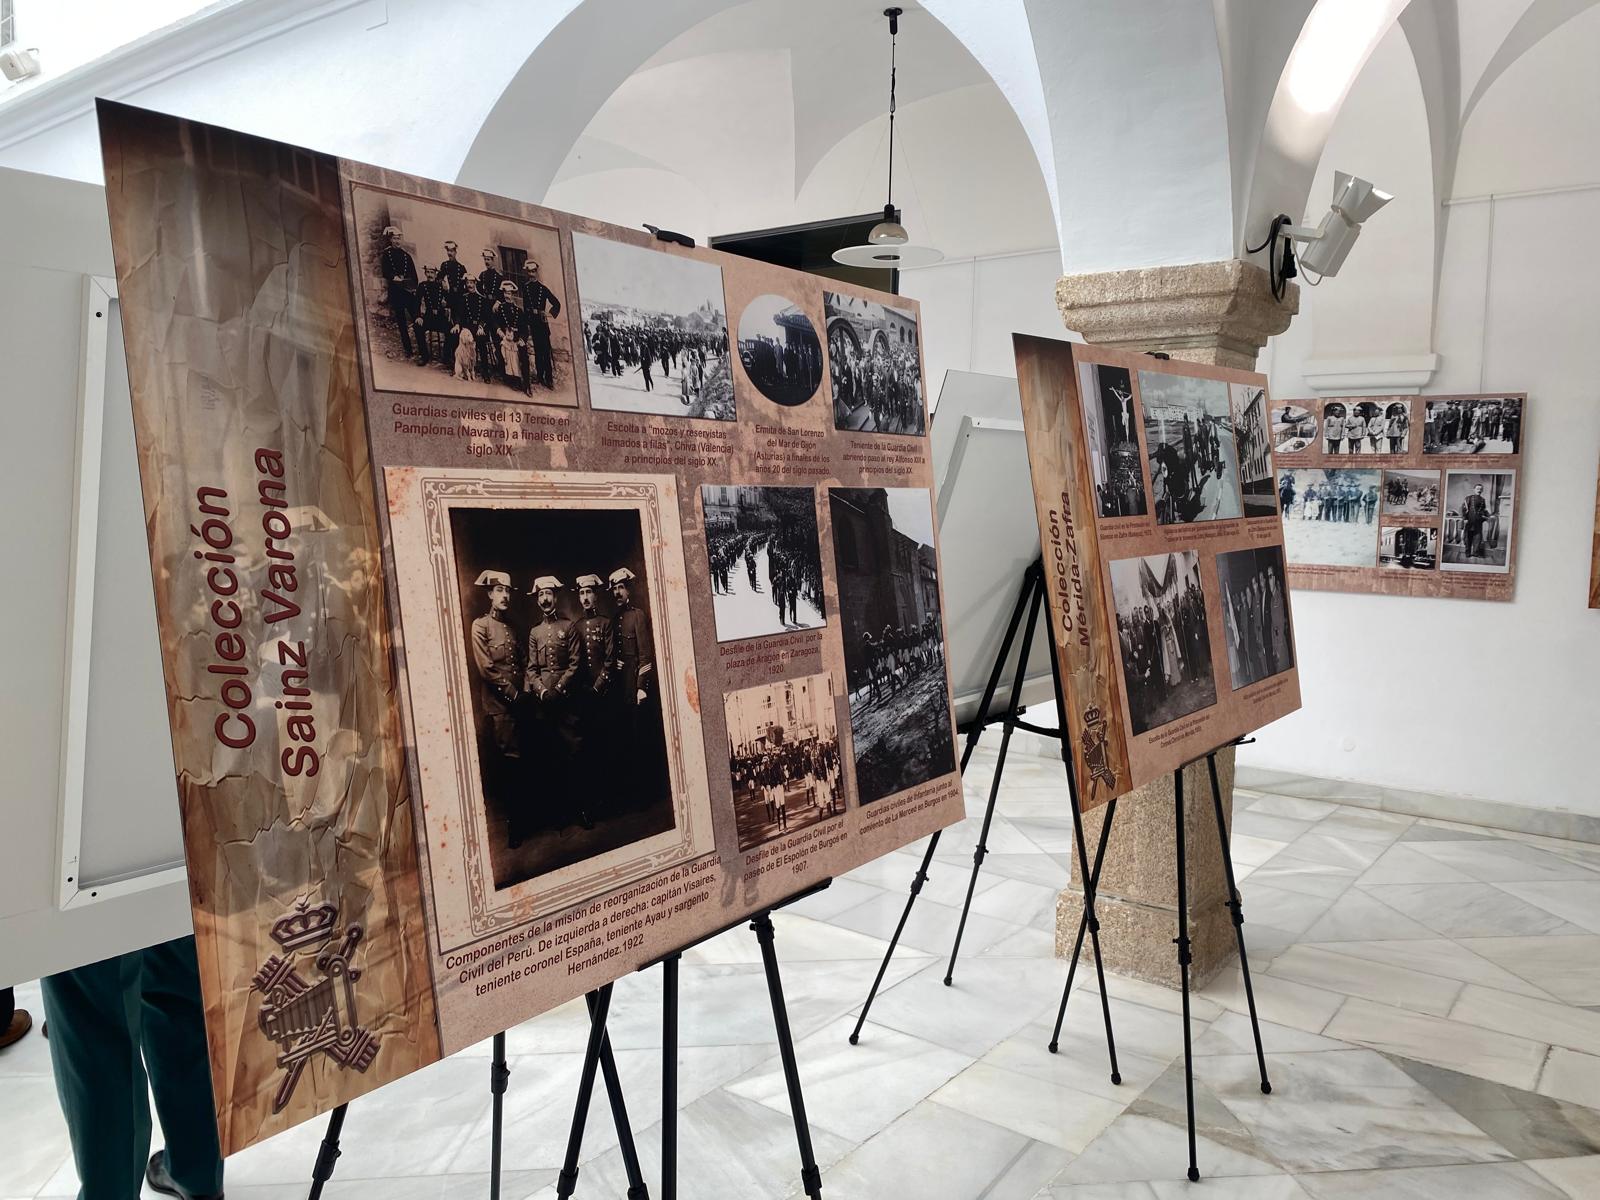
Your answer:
[1216,546,1294,689]
[449,504,675,889]
[702,485,826,642]
[737,293,823,406]
[826,292,925,435]
[351,185,576,404]
[1323,399,1411,454]
[1109,550,1218,735]
[1380,525,1438,570]
[1441,470,1516,572]
[1230,382,1279,517]
[1423,397,1521,455]
[1138,371,1243,524]
[1383,468,1440,517]
[829,487,954,803]
[1078,361,1148,517]
[1272,402,1317,454]
[573,233,734,420]
[726,672,845,850]
[1276,467,1381,566]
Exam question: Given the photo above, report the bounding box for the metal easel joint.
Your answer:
[1173,935,1193,968]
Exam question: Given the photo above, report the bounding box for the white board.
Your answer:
[0,167,189,986]
[931,371,1056,726]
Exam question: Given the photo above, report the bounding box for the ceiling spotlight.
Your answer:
[833,8,943,270]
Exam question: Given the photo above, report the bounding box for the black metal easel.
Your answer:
[847,560,1121,1092]
[1047,736,1273,1182]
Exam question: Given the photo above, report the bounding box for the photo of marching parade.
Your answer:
[1442,470,1516,573]
[1275,467,1381,567]
[737,293,824,407]
[1272,402,1317,454]
[1380,525,1439,570]
[701,485,827,642]
[1138,371,1244,524]
[450,504,675,890]
[725,673,846,850]
[825,291,925,435]
[829,487,954,804]
[1230,382,1280,517]
[1424,397,1522,455]
[1383,468,1441,516]
[1108,551,1218,735]
[573,233,735,421]
[1216,546,1294,690]
[1322,399,1411,454]
[1078,362,1148,517]
[352,187,576,404]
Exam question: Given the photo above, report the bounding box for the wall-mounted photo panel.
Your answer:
[1274,393,1524,599]
[1013,337,1301,805]
[97,101,963,1154]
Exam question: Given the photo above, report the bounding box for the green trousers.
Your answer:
[41,936,224,1200]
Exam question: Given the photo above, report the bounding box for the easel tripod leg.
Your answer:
[1174,770,1200,1184]
[556,984,615,1199]
[1207,752,1271,1095]
[849,829,939,1045]
[490,1032,510,1200]
[1048,798,1121,1088]
[752,913,823,1199]
[587,992,650,1199]
[946,581,1045,985]
[306,1103,346,1200]
[662,953,680,1200]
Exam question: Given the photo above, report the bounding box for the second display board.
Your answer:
[1014,337,1302,809]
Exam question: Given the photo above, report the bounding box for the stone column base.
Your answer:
[1057,884,1236,990]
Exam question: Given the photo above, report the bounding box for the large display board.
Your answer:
[1013,337,1302,808]
[1271,392,1525,600]
[98,101,963,1154]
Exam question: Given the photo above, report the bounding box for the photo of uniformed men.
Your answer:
[573,232,735,421]
[1423,397,1521,455]
[351,185,577,407]
[825,292,925,435]
[1441,469,1516,573]
[451,505,673,890]
[725,672,846,850]
[1215,546,1295,689]
[1323,399,1411,454]
[1108,551,1218,735]
[1275,467,1381,567]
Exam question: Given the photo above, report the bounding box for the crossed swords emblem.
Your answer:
[251,899,380,1113]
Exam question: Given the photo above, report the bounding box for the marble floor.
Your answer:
[5,746,1600,1198]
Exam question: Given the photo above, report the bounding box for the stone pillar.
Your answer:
[1053,260,1297,988]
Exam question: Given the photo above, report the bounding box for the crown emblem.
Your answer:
[270,899,339,952]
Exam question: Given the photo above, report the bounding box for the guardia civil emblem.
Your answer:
[1080,703,1119,792]
[251,898,379,1112]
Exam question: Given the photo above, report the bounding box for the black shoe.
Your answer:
[146,1150,223,1200]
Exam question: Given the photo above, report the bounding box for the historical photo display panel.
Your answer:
[98,102,964,1153]
[1272,393,1525,599]
[1013,337,1302,805]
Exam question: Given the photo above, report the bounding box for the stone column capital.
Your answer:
[1055,259,1298,370]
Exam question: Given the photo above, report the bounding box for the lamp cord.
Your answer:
[1246,214,1292,303]
[886,17,898,211]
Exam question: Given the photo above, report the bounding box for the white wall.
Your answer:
[1247,9,1600,821]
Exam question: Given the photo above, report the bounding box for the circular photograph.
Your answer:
[737,293,823,406]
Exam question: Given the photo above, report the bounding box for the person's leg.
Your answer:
[139,937,224,1198]
[40,952,151,1200]
[0,985,30,1050]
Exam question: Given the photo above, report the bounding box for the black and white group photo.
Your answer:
[1272,402,1317,454]
[1078,362,1148,517]
[1275,467,1381,566]
[825,291,925,435]
[1138,371,1243,524]
[573,233,735,421]
[1322,399,1410,454]
[449,504,674,890]
[1216,546,1294,690]
[1383,468,1440,516]
[1441,469,1516,572]
[701,485,826,641]
[1109,550,1218,735]
[352,187,577,404]
[1230,382,1280,517]
[1380,525,1439,570]
[737,293,823,406]
[1423,397,1522,455]
[829,487,954,804]
[725,672,845,850]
